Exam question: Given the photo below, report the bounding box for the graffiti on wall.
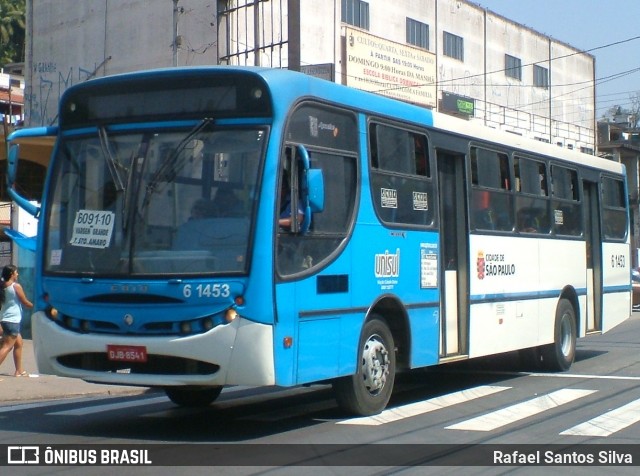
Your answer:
[28,61,102,126]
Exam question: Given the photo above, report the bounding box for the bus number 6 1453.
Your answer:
[183,283,231,299]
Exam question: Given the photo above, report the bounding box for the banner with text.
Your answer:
[344,27,436,108]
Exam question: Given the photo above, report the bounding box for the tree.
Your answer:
[0,0,25,66]
[629,93,640,129]
[602,103,640,128]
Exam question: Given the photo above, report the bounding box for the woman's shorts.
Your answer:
[1,321,21,337]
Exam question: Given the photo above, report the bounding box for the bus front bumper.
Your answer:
[31,311,275,388]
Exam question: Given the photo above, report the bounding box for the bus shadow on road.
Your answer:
[574,348,607,363]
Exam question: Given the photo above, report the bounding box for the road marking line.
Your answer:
[527,373,640,381]
[445,388,596,432]
[446,369,640,382]
[48,396,169,416]
[560,398,640,437]
[337,385,510,426]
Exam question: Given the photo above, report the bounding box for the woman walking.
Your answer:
[0,265,33,377]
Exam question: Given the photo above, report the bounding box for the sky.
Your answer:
[473,0,640,119]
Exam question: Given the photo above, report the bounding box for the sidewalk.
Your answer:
[0,339,150,405]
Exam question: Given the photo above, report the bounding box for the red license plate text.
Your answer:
[107,345,148,363]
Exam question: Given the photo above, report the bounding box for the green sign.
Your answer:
[441,92,475,116]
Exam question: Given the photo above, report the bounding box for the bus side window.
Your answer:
[514,156,550,234]
[369,123,434,227]
[470,147,512,232]
[551,165,582,236]
[277,103,358,277]
[602,176,627,240]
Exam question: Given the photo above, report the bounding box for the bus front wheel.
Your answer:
[164,386,223,407]
[540,298,576,371]
[332,316,396,416]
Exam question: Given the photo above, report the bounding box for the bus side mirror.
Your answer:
[7,142,40,217]
[296,144,325,234]
[6,126,57,218]
[307,168,324,213]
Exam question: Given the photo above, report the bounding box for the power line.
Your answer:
[370,34,640,105]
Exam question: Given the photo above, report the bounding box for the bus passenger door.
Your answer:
[584,180,603,332]
[436,151,469,359]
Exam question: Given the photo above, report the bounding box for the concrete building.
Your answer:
[23,0,596,153]
[25,0,218,126]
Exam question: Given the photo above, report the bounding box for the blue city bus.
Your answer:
[6,67,631,415]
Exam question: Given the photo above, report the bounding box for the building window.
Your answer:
[505,54,522,81]
[534,64,549,89]
[443,32,464,61]
[342,0,370,30]
[406,18,429,50]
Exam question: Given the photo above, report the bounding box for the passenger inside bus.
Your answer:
[174,195,250,270]
[472,190,496,230]
[517,207,549,233]
[278,174,304,230]
[211,183,244,217]
[189,198,216,220]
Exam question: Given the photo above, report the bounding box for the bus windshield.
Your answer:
[44,125,266,276]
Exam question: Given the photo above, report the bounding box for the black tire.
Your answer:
[333,316,396,416]
[540,298,576,371]
[164,386,223,407]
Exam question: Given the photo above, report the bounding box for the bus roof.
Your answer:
[65,66,623,176]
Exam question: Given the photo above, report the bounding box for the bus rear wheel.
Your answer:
[540,298,576,371]
[164,386,223,407]
[333,317,396,416]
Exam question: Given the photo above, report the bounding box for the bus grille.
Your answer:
[57,353,219,376]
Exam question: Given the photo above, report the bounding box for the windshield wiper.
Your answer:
[141,118,213,211]
[98,126,126,192]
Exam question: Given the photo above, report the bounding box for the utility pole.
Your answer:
[173,0,181,67]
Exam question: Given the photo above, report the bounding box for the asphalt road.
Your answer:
[1,313,639,475]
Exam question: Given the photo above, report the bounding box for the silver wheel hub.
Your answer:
[361,335,390,395]
[560,314,572,356]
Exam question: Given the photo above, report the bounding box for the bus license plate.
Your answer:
[107,345,148,363]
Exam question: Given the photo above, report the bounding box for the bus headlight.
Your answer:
[45,304,59,320]
[225,308,239,323]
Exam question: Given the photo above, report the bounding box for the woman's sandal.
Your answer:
[14,371,29,377]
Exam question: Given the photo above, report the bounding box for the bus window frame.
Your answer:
[550,163,584,238]
[367,118,436,230]
[468,143,514,233]
[275,101,361,280]
[600,173,629,242]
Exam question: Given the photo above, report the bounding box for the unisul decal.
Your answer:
[375,248,400,290]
